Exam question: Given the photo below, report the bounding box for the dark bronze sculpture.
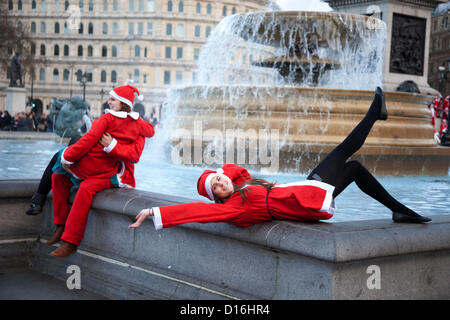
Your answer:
[9,52,24,87]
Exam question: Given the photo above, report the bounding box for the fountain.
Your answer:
[158,11,450,175]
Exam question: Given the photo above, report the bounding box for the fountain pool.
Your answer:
[0,139,448,223]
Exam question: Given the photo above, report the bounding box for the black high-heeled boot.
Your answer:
[25,192,47,216]
[375,86,388,121]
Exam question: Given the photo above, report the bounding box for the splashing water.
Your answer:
[146,9,387,172]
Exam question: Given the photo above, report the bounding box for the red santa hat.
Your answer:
[196,164,252,201]
[109,85,144,108]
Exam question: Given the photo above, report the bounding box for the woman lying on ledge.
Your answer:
[129,87,431,231]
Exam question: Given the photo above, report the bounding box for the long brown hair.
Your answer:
[214,178,276,204]
[120,102,131,113]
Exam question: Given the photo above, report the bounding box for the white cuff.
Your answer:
[103,138,117,153]
[151,207,163,230]
[60,147,74,165]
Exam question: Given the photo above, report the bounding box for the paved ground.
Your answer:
[0,267,106,300]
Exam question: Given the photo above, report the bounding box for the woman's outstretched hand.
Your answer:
[128,208,153,229]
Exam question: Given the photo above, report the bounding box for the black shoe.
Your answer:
[25,192,47,216]
[392,212,432,223]
[375,86,388,120]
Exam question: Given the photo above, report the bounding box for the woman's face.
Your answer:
[108,96,122,111]
[211,175,233,199]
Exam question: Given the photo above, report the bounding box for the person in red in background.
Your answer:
[49,85,155,258]
[432,94,444,143]
[438,95,449,141]
[128,87,431,232]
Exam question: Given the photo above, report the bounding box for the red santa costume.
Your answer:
[150,164,335,230]
[52,85,155,247]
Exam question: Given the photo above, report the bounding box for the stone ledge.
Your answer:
[2,179,449,299]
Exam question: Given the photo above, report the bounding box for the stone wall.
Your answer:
[1,179,449,299]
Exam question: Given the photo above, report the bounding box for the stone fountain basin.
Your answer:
[170,86,450,175]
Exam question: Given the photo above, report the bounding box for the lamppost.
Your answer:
[80,72,87,102]
[100,88,106,112]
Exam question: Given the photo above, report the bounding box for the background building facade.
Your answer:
[428,1,450,96]
[2,0,269,118]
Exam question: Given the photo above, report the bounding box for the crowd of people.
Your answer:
[0,108,52,132]
[429,94,449,146]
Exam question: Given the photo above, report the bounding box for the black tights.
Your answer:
[307,91,417,215]
[36,135,82,196]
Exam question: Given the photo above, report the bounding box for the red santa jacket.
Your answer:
[151,179,335,230]
[62,110,154,181]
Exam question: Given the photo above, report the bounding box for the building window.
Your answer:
[89,0,93,11]
[41,0,46,11]
[147,0,154,11]
[88,45,93,56]
[86,71,93,82]
[206,26,211,38]
[41,22,46,34]
[111,70,117,83]
[196,2,201,14]
[144,47,148,57]
[165,46,171,59]
[65,1,69,10]
[103,0,108,11]
[32,0,37,10]
[176,47,183,59]
[54,45,60,56]
[8,0,13,10]
[78,45,83,56]
[194,25,200,37]
[31,44,36,55]
[64,22,69,34]
[113,0,118,11]
[178,1,184,12]
[194,48,200,61]
[135,45,140,57]
[40,44,46,56]
[129,0,135,11]
[166,23,172,36]
[139,0,144,10]
[64,45,69,56]
[53,69,59,82]
[39,68,45,81]
[164,71,171,85]
[55,0,60,11]
[134,69,140,83]
[207,3,212,15]
[55,22,60,34]
[138,22,144,35]
[147,22,153,35]
[129,23,134,35]
[18,0,22,10]
[176,71,182,84]
[31,22,36,34]
[88,23,94,34]
[78,22,83,34]
[79,0,84,11]
[103,22,108,34]
[63,69,70,82]
[112,46,117,57]
[222,6,227,16]
[143,74,147,84]
[76,69,82,82]
[102,46,107,57]
[232,7,236,14]
[167,1,173,12]
[101,70,107,82]
[112,22,118,35]
[176,24,185,37]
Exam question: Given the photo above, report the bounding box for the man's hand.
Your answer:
[99,132,113,147]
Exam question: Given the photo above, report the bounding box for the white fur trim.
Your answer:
[137,94,144,101]
[152,207,163,230]
[204,173,216,200]
[61,147,73,165]
[103,138,117,153]
[275,180,336,214]
[105,109,140,120]
[109,90,133,108]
